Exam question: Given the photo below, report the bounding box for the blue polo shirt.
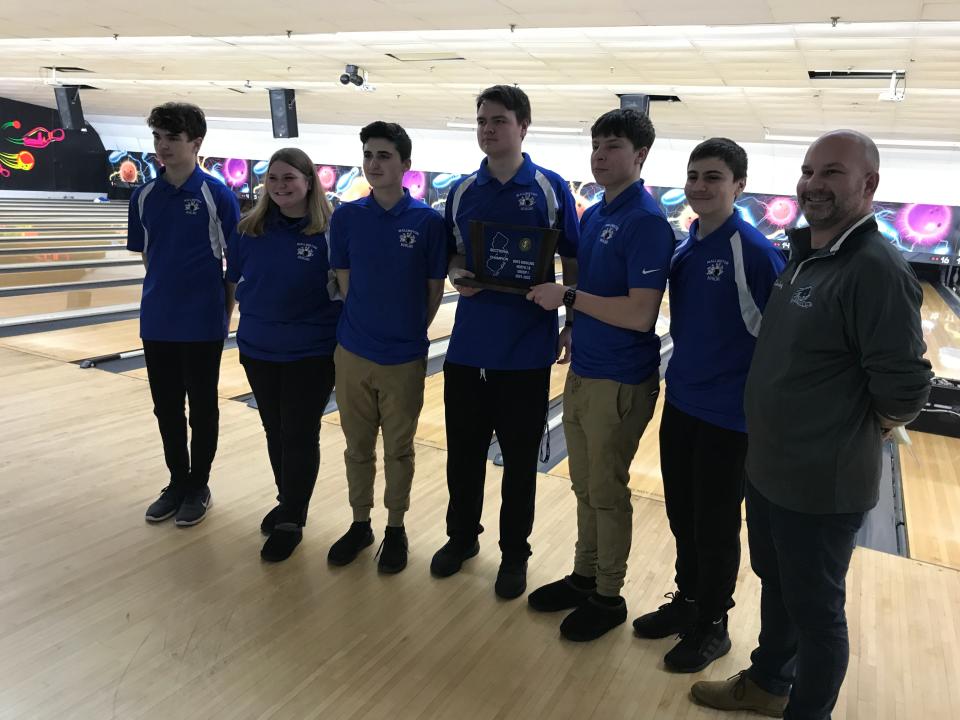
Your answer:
[127,165,240,342]
[329,190,447,365]
[445,153,579,370]
[571,180,675,384]
[666,213,786,431]
[225,211,341,362]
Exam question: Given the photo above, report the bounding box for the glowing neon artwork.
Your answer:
[764,197,799,227]
[336,167,360,194]
[1,121,21,130]
[0,150,34,172]
[569,181,604,218]
[253,160,269,176]
[339,174,371,202]
[897,204,953,246]
[660,189,687,206]
[403,170,427,199]
[676,204,698,232]
[316,166,337,191]
[119,160,138,183]
[17,127,65,149]
[223,158,249,188]
[432,173,460,189]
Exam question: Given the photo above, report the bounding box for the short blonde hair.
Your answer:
[237,147,332,237]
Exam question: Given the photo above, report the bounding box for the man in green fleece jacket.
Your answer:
[691,130,932,719]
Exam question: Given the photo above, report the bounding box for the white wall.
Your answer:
[89,115,960,206]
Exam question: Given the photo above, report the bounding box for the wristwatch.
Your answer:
[562,287,577,310]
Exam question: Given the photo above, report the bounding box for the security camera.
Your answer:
[340,64,364,86]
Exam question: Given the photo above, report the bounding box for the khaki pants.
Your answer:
[563,371,660,596]
[334,345,427,525]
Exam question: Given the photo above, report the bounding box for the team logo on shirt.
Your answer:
[599,224,618,244]
[516,192,537,210]
[296,243,317,261]
[183,198,202,215]
[790,285,814,308]
[706,259,728,281]
[398,229,419,248]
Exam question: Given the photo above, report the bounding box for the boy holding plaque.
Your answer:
[526,108,674,641]
[328,121,447,574]
[431,85,580,600]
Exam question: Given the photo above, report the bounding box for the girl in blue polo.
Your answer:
[226,148,341,562]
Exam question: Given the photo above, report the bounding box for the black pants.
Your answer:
[746,480,865,720]
[143,339,224,491]
[660,401,747,620]
[240,353,336,526]
[443,362,550,560]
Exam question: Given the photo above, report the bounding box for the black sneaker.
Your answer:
[633,591,697,639]
[430,538,480,577]
[528,575,596,612]
[327,521,374,566]
[261,505,282,535]
[663,618,732,673]
[559,593,627,642]
[376,526,408,574]
[494,558,527,599]
[145,486,183,522]
[261,523,303,562]
[174,486,212,526]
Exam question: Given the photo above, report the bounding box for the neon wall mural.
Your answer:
[107,149,960,266]
[0,120,65,178]
[1,97,108,192]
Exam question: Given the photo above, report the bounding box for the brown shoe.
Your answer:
[690,670,788,717]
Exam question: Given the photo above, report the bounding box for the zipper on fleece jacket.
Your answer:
[788,213,874,285]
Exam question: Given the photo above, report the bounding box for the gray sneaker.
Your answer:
[145,486,183,522]
[175,486,212,526]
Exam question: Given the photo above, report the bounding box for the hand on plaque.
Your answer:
[449,267,482,297]
[526,282,566,310]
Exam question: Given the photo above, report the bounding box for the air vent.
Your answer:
[808,70,905,81]
[42,66,93,73]
[616,94,682,103]
[385,52,465,63]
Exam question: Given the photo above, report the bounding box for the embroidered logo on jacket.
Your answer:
[599,224,618,244]
[516,192,537,210]
[296,243,317,261]
[399,229,419,248]
[706,259,729,281]
[184,198,202,215]
[790,286,814,308]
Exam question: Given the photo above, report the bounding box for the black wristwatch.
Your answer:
[562,286,577,310]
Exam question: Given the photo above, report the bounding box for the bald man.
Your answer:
[691,130,932,719]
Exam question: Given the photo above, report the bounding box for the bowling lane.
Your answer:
[0,249,138,266]
[0,285,144,319]
[0,264,145,290]
[920,281,960,378]
[428,300,457,341]
[0,239,128,251]
[0,312,239,362]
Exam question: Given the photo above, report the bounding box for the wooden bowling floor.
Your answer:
[0,264,144,290]
[0,345,958,720]
[0,284,144,320]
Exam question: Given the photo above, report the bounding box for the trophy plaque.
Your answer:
[453,220,561,295]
